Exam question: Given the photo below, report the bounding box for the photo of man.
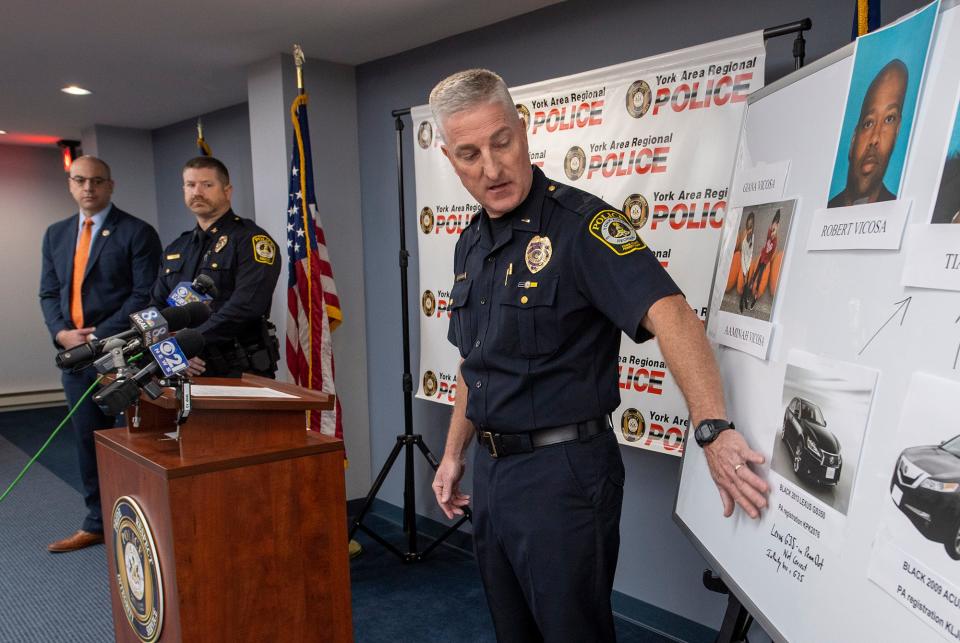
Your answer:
[719,199,795,322]
[931,102,960,224]
[828,60,908,208]
[826,4,936,209]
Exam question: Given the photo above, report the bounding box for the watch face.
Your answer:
[695,424,711,442]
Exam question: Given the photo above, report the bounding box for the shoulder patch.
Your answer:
[588,210,646,256]
[252,234,276,265]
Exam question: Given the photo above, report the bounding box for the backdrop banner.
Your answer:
[412,32,766,456]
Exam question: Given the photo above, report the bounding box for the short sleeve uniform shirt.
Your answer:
[447,166,682,432]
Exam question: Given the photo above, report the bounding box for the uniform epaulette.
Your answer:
[545,182,613,220]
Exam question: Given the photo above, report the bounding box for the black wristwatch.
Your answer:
[694,419,735,447]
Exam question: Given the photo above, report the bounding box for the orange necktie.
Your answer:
[71,218,94,328]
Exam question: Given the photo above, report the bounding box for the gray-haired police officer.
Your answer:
[429,69,770,643]
[151,156,280,377]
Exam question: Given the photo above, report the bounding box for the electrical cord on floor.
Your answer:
[0,375,102,503]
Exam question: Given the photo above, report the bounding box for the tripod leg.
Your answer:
[348,436,406,539]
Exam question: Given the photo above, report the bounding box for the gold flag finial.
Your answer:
[293,44,305,91]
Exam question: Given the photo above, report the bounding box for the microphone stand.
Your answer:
[158,375,192,440]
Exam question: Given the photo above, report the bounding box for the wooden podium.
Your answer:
[94,374,352,642]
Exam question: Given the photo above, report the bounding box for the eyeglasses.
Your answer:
[69,176,110,187]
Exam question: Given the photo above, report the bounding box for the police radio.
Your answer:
[166,274,218,307]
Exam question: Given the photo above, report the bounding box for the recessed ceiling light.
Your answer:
[0,130,6,135]
[61,85,92,96]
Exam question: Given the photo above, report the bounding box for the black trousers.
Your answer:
[472,428,625,643]
[62,367,118,534]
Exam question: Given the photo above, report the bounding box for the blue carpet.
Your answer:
[0,405,82,494]
[0,407,673,642]
[0,434,115,643]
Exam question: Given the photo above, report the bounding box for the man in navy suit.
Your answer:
[39,156,162,552]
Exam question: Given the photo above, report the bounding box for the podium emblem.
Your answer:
[112,496,164,643]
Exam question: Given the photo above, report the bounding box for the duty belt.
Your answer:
[477,417,611,458]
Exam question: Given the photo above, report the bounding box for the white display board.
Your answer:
[676,3,960,642]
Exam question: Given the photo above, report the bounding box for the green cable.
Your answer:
[0,374,103,503]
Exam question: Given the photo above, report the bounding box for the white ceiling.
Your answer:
[0,0,559,146]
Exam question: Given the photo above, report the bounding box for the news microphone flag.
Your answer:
[286,91,343,438]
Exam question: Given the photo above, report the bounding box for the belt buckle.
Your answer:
[480,430,499,458]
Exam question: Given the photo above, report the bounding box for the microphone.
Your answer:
[166,274,218,307]
[92,329,206,416]
[56,302,211,371]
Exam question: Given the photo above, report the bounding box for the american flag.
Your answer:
[286,92,343,437]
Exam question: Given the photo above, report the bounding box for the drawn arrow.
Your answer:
[858,297,912,356]
[954,314,960,370]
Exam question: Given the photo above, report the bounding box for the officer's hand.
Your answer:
[185,357,206,377]
[432,456,470,519]
[56,327,96,349]
[704,430,768,519]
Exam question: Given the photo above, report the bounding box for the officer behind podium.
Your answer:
[151,156,281,377]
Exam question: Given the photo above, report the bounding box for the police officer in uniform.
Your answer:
[151,156,281,377]
[428,70,770,643]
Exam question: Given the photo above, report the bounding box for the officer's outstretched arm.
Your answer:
[433,363,474,519]
[642,294,769,519]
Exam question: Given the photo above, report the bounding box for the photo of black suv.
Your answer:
[781,397,842,486]
[891,435,960,559]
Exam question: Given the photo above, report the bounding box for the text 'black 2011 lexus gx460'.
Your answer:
[781,397,842,486]
[891,435,960,559]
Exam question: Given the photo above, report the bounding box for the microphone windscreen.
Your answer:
[173,328,206,358]
[193,274,218,297]
[160,302,210,331]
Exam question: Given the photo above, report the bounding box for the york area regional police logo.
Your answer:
[564,146,586,181]
[623,194,650,229]
[112,496,163,643]
[589,210,646,256]
[421,290,436,317]
[423,371,438,397]
[417,121,433,149]
[516,104,530,130]
[419,207,435,234]
[621,408,646,442]
[626,80,652,118]
[252,234,276,265]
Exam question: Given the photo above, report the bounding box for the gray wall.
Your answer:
[0,145,81,401]
[81,125,159,230]
[355,0,927,629]
[152,103,254,245]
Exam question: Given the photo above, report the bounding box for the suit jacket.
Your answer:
[39,205,162,347]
